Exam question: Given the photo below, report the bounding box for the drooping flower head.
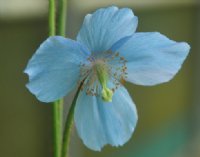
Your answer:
[24,6,190,151]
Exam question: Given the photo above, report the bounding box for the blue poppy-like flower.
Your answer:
[24,6,190,151]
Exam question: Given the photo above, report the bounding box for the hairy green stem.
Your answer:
[62,86,82,157]
[49,1,63,157]
[58,0,67,36]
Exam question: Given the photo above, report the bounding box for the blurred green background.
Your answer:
[0,0,199,157]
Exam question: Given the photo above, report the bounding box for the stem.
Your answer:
[62,86,82,157]
[55,0,67,156]
[58,0,67,36]
[53,99,63,157]
[49,0,56,36]
[49,1,63,157]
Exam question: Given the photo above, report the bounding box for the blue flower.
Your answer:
[24,6,190,151]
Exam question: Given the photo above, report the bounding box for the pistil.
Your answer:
[95,60,113,102]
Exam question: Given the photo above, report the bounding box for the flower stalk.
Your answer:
[49,0,63,157]
[62,85,82,157]
[49,0,56,36]
[53,99,63,157]
[58,0,67,36]
[57,0,74,156]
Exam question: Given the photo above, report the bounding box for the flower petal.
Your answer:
[111,32,190,86]
[74,85,137,151]
[24,36,90,102]
[77,6,138,53]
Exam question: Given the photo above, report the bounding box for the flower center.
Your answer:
[79,51,127,102]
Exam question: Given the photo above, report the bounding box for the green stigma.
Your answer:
[95,60,113,102]
[101,87,113,102]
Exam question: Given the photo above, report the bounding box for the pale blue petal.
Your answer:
[74,85,137,151]
[77,6,138,53]
[111,32,190,86]
[24,36,90,102]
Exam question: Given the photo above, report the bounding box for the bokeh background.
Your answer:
[0,0,200,157]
